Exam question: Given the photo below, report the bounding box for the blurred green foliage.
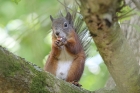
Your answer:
[0,0,109,91]
[11,0,21,4]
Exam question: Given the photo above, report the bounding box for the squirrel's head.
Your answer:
[50,12,73,39]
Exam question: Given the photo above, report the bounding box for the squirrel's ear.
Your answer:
[50,15,54,22]
[66,12,72,24]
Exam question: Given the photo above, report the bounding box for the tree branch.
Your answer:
[0,46,120,93]
[0,46,90,93]
[79,0,140,93]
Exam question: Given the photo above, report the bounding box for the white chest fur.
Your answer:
[56,46,74,80]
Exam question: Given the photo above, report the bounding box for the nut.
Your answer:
[57,37,62,41]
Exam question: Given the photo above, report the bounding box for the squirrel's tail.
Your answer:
[50,1,92,57]
[58,3,92,57]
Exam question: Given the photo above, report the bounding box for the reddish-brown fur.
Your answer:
[44,13,86,86]
[44,29,85,82]
[44,34,61,75]
[65,30,85,82]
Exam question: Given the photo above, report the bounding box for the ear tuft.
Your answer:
[66,12,72,24]
[50,15,54,21]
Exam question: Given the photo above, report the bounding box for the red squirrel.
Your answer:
[44,12,86,86]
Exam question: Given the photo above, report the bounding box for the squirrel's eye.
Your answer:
[64,22,68,28]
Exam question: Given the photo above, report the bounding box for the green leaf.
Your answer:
[11,0,21,4]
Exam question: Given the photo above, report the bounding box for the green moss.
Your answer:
[0,60,21,77]
[30,71,49,93]
[5,63,20,77]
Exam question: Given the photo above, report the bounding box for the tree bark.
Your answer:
[0,46,120,93]
[0,46,89,93]
[121,0,140,64]
[80,0,140,93]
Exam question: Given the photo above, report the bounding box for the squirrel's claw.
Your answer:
[70,81,82,87]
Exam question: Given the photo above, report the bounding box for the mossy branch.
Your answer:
[0,46,89,93]
[0,46,120,93]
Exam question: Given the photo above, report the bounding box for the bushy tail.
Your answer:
[56,1,92,57]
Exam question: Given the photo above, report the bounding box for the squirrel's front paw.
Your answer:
[55,38,67,47]
[55,40,63,47]
[61,38,67,45]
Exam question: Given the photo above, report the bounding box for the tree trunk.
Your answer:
[80,0,140,93]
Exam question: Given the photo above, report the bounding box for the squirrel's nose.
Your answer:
[56,32,59,36]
